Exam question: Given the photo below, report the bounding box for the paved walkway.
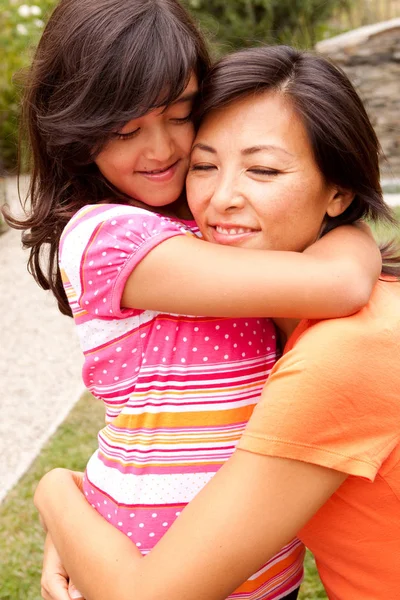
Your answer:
[0,178,399,504]
[0,177,84,503]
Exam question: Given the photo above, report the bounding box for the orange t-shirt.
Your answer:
[238,279,400,600]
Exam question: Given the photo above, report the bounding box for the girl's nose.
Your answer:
[145,127,174,163]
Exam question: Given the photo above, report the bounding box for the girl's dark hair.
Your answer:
[197,45,400,277]
[5,0,210,316]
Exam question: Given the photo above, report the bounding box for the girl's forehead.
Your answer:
[133,73,199,119]
[165,73,199,107]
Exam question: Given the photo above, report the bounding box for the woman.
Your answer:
[35,46,400,600]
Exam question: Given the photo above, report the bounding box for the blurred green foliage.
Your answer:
[185,0,351,55]
[0,0,350,172]
[0,0,55,174]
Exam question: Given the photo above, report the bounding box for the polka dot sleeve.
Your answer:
[75,205,192,318]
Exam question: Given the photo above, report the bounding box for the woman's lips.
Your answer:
[138,160,180,183]
[211,224,260,244]
[215,225,255,235]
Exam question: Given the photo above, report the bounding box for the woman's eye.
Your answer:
[115,128,140,141]
[189,164,216,172]
[249,167,279,176]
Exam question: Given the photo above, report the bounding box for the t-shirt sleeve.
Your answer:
[60,204,193,318]
[238,318,400,481]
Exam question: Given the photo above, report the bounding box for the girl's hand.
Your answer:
[41,534,84,600]
[68,581,85,599]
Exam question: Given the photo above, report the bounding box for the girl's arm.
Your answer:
[36,455,346,600]
[122,224,381,319]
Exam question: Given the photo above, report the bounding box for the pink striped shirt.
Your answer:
[60,203,304,599]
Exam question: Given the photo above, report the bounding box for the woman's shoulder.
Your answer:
[285,279,400,376]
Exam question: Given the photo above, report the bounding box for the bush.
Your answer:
[0,1,56,174]
[184,0,351,55]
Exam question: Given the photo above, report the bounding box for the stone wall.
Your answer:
[316,18,400,178]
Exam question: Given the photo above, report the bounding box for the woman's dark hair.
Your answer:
[196,45,400,277]
[5,0,210,316]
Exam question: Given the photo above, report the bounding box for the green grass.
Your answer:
[0,393,104,600]
[300,553,327,599]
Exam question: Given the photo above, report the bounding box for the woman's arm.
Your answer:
[36,454,346,600]
[122,224,380,319]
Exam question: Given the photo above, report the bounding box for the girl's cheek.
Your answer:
[183,125,196,152]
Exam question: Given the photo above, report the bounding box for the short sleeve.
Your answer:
[60,204,193,318]
[238,317,400,481]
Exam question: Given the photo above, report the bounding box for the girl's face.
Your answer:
[187,92,350,252]
[95,75,198,208]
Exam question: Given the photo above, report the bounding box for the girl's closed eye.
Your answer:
[115,127,140,141]
[170,113,193,124]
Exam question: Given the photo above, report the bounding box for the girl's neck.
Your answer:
[125,194,193,221]
[273,318,301,348]
[161,197,193,220]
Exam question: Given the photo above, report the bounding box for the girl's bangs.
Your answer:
[98,27,198,132]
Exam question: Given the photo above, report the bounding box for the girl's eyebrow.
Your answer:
[173,91,198,105]
[161,91,198,113]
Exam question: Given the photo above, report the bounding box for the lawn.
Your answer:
[0,394,105,600]
[1,206,398,600]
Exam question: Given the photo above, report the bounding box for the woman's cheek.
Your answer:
[186,174,211,212]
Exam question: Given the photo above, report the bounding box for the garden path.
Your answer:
[0,176,84,503]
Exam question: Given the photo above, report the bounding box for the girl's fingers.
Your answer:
[41,577,72,600]
[41,533,74,600]
[68,581,85,599]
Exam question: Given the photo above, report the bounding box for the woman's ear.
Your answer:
[326,188,355,218]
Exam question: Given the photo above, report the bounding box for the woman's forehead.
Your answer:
[196,93,309,156]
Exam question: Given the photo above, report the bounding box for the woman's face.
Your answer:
[94,75,198,208]
[187,91,347,252]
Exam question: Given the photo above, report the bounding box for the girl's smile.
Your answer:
[137,159,182,183]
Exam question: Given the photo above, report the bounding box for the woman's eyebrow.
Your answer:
[242,145,294,157]
[191,143,216,154]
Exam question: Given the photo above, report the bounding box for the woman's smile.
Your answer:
[210,224,261,245]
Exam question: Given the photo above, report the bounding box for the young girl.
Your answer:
[7,1,380,599]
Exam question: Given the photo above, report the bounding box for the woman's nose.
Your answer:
[211,176,245,212]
